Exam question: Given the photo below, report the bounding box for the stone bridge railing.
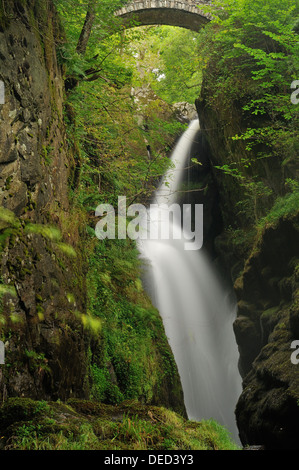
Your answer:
[115,1,212,31]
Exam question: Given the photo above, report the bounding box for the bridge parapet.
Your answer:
[115,1,212,31]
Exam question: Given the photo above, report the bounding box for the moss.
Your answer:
[0,2,11,30]
[66,399,116,417]
[0,398,50,430]
[82,236,186,416]
[261,306,280,320]
[4,177,13,191]
[0,398,240,450]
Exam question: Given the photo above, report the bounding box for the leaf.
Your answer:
[191,158,203,166]
[0,284,17,297]
[75,311,102,334]
[55,242,77,258]
[25,223,62,242]
[0,207,21,230]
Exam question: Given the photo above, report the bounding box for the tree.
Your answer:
[55,0,129,89]
[76,0,97,56]
[120,25,204,104]
[195,0,299,226]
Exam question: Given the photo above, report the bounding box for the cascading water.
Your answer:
[138,119,242,443]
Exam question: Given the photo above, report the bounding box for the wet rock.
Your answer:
[172,101,198,123]
[0,0,86,403]
[234,213,299,449]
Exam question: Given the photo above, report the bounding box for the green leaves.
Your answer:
[0,207,21,230]
[258,179,299,227]
[121,25,203,104]
[0,284,16,298]
[197,0,299,175]
[25,223,77,258]
[24,223,61,242]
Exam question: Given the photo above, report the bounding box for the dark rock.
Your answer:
[196,75,299,450]
[0,0,86,403]
[233,213,299,449]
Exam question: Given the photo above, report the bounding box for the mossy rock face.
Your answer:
[0,397,49,429]
[233,213,299,449]
[236,333,299,450]
[196,30,299,450]
[0,0,89,403]
[0,398,240,451]
[233,315,262,376]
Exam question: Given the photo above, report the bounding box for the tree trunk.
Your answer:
[76,0,96,56]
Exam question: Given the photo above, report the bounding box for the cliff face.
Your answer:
[0,1,107,404]
[0,1,70,215]
[0,1,186,417]
[196,84,299,449]
[0,0,88,401]
[234,214,299,449]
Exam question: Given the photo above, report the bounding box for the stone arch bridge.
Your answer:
[115,1,212,32]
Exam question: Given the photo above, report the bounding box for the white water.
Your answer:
[138,120,242,443]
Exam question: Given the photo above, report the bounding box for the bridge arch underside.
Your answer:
[117,8,210,32]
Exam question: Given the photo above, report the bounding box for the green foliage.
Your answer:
[54,0,127,49]
[0,397,50,429]
[0,207,21,230]
[214,162,274,223]
[64,57,181,212]
[0,399,240,450]
[198,0,299,156]
[197,0,299,228]
[25,350,51,374]
[258,178,299,226]
[90,364,124,404]
[24,223,61,242]
[119,26,203,104]
[85,234,180,406]
[0,284,16,298]
[0,283,17,328]
[54,0,132,89]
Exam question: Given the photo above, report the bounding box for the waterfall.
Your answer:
[138,119,242,443]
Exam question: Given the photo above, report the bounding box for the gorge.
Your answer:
[0,0,298,451]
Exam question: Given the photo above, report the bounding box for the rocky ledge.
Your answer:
[0,397,240,450]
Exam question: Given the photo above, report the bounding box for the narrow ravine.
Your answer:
[138,120,242,443]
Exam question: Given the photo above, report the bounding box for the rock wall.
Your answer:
[0,1,70,215]
[0,0,88,401]
[196,83,299,449]
[234,213,299,449]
